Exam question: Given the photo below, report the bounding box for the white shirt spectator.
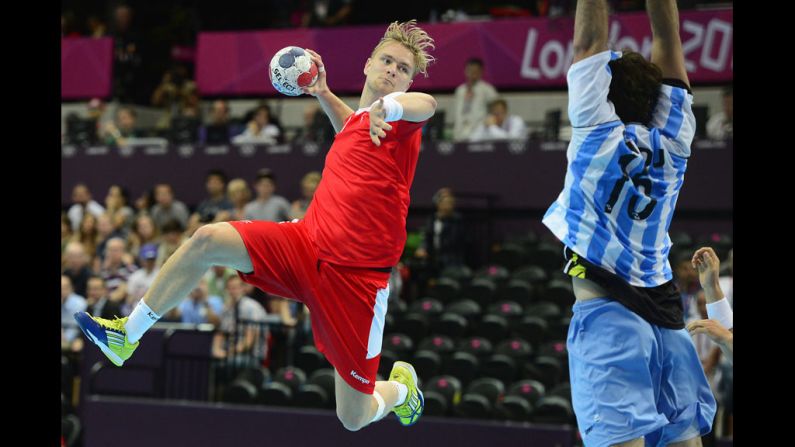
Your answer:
[706,111,732,140]
[233,124,281,145]
[68,200,105,231]
[62,293,87,343]
[452,80,498,142]
[469,115,528,141]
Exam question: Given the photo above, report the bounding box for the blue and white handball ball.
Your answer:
[269,46,319,97]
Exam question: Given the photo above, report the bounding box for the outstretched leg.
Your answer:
[75,222,253,365]
[125,222,253,342]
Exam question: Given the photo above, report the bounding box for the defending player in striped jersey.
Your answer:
[542,0,717,445]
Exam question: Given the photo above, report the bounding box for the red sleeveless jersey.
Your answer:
[303,109,427,268]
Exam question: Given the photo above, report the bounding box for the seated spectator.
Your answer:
[104,185,135,232]
[101,106,142,147]
[85,276,123,320]
[199,100,234,145]
[292,104,335,146]
[156,219,187,268]
[204,265,237,298]
[191,170,235,226]
[63,242,93,298]
[469,99,528,141]
[179,278,224,326]
[151,67,186,129]
[127,214,160,261]
[453,58,499,142]
[244,168,291,222]
[99,237,137,302]
[134,188,154,217]
[289,171,321,220]
[67,183,105,232]
[212,276,269,361]
[227,178,252,221]
[61,276,87,351]
[179,80,202,119]
[414,188,468,274]
[232,104,282,145]
[150,183,190,231]
[706,85,732,141]
[70,214,99,265]
[125,243,160,314]
[96,213,127,263]
[61,214,73,255]
[87,98,110,128]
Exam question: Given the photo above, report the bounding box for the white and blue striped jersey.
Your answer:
[543,50,695,288]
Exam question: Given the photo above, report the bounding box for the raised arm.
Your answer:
[647,0,690,86]
[572,0,609,64]
[302,49,355,133]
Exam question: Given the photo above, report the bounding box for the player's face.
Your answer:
[364,42,415,95]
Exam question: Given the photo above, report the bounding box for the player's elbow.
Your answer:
[413,93,437,121]
[423,94,438,112]
[422,94,438,114]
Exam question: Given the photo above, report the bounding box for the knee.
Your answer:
[187,223,223,253]
[336,408,369,432]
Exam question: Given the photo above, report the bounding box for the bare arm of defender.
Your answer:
[647,0,690,86]
[572,0,609,65]
[301,49,356,133]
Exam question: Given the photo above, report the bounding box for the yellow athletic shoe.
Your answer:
[389,361,424,426]
[74,312,139,366]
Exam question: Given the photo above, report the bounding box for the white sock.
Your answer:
[125,300,161,344]
[370,391,386,423]
[391,381,408,406]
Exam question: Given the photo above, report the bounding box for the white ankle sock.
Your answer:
[391,381,408,406]
[125,300,161,344]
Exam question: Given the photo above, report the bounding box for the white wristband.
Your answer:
[706,298,733,330]
[377,94,404,122]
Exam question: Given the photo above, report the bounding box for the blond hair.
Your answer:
[371,20,436,78]
[301,171,322,187]
[227,178,251,202]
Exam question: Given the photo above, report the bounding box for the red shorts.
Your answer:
[228,219,390,394]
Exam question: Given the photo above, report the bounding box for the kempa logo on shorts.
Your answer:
[350,370,370,385]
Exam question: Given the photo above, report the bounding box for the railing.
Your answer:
[78,318,295,405]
